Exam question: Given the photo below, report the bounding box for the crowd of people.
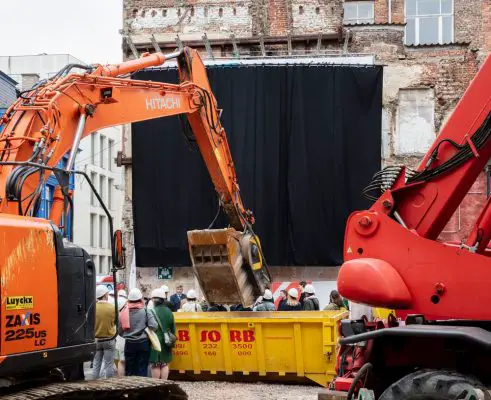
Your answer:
[92,280,351,381]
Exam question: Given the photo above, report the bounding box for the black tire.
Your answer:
[379,369,491,400]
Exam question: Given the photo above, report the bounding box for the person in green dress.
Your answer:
[149,288,176,380]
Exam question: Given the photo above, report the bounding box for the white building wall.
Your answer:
[74,127,124,275]
[0,54,85,88]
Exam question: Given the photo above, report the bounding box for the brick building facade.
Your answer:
[120,0,490,293]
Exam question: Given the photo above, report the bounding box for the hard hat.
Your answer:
[96,285,110,299]
[263,289,273,300]
[151,288,166,299]
[161,285,170,293]
[288,288,299,299]
[304,284,315,294]
[187,289,197,299]
[128,288,143,301]
[118,289,128,298]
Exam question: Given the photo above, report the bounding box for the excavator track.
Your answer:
[0,377,187,400]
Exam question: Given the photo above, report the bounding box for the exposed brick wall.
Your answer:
[268,0,289,35]
[126,2,253,39]
[483,0,491,53]
[390,0,404,24]
[348,25,405,61]
[439,173,487,244]
[374,0,388,24]
[121,0,490,283]
[373,0,404,24]
[291,0,343,35]
[454,0,482,48]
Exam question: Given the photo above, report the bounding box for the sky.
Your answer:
[0,0,123,65]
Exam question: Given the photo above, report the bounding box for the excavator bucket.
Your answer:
[187,228,266,306]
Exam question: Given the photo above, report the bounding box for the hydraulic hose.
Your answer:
[347,363,373,400]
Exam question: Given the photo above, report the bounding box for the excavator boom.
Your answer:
[0,47,269,310]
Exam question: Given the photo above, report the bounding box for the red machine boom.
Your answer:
[338,55,491,320]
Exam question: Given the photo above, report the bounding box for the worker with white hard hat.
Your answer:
[113,289,128,377]
[302,284,320,311]
[179,289,202,312]
[278,287,302,311]
[253,289,276,312]
[93,285,116,379]
[149,288,176,380]
[118,287,158,377]
[148,285,174,311]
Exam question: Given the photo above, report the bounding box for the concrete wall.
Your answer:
[121,0,491,289]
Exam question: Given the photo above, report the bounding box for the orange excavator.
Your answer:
[0,47,269,398]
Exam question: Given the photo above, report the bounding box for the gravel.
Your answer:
[174,380,322,400]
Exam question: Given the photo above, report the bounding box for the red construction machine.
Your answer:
[329,55,491,399]
[0,47,269,398]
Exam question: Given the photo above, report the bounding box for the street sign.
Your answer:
[157,266,173,280]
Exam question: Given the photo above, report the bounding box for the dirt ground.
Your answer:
[175,380,323,400]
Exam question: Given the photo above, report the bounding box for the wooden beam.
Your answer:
[316,32,323,53]
[202,33,215,59]
[175,34,184,50]
[150,34,162,53]
[125,36,139,59]
[134,32,341,51]
[259,34,266,56]
[230,33,240,58]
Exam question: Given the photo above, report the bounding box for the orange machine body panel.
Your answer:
[0,215,58,354]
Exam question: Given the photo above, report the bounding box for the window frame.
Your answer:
[343,1,375,25]
[405,0,454,46]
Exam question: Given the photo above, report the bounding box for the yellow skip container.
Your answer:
[170,310,347,386]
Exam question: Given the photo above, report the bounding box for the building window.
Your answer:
[91,255,99,273]
[395,88,435,155]
[108,256,112,269]
[108,139,114,171]
[100,256,106,274]
[344,1,374,24]
[405,0,453,45]
[99,175,106,203]
[90,213,97,247]
[99,135,106,169]
[90,171,97,206]
[90,134,96,165]
[99,215,105,248]
[108,178,114,210]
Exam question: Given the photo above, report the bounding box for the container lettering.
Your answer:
[229,329,255,342]
[177,330,190,342]
[200,330,221,342]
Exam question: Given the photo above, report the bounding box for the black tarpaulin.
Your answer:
[131,64,382,267]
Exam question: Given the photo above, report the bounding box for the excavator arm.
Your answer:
[0,47,269,306]
[338,55,491,319]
